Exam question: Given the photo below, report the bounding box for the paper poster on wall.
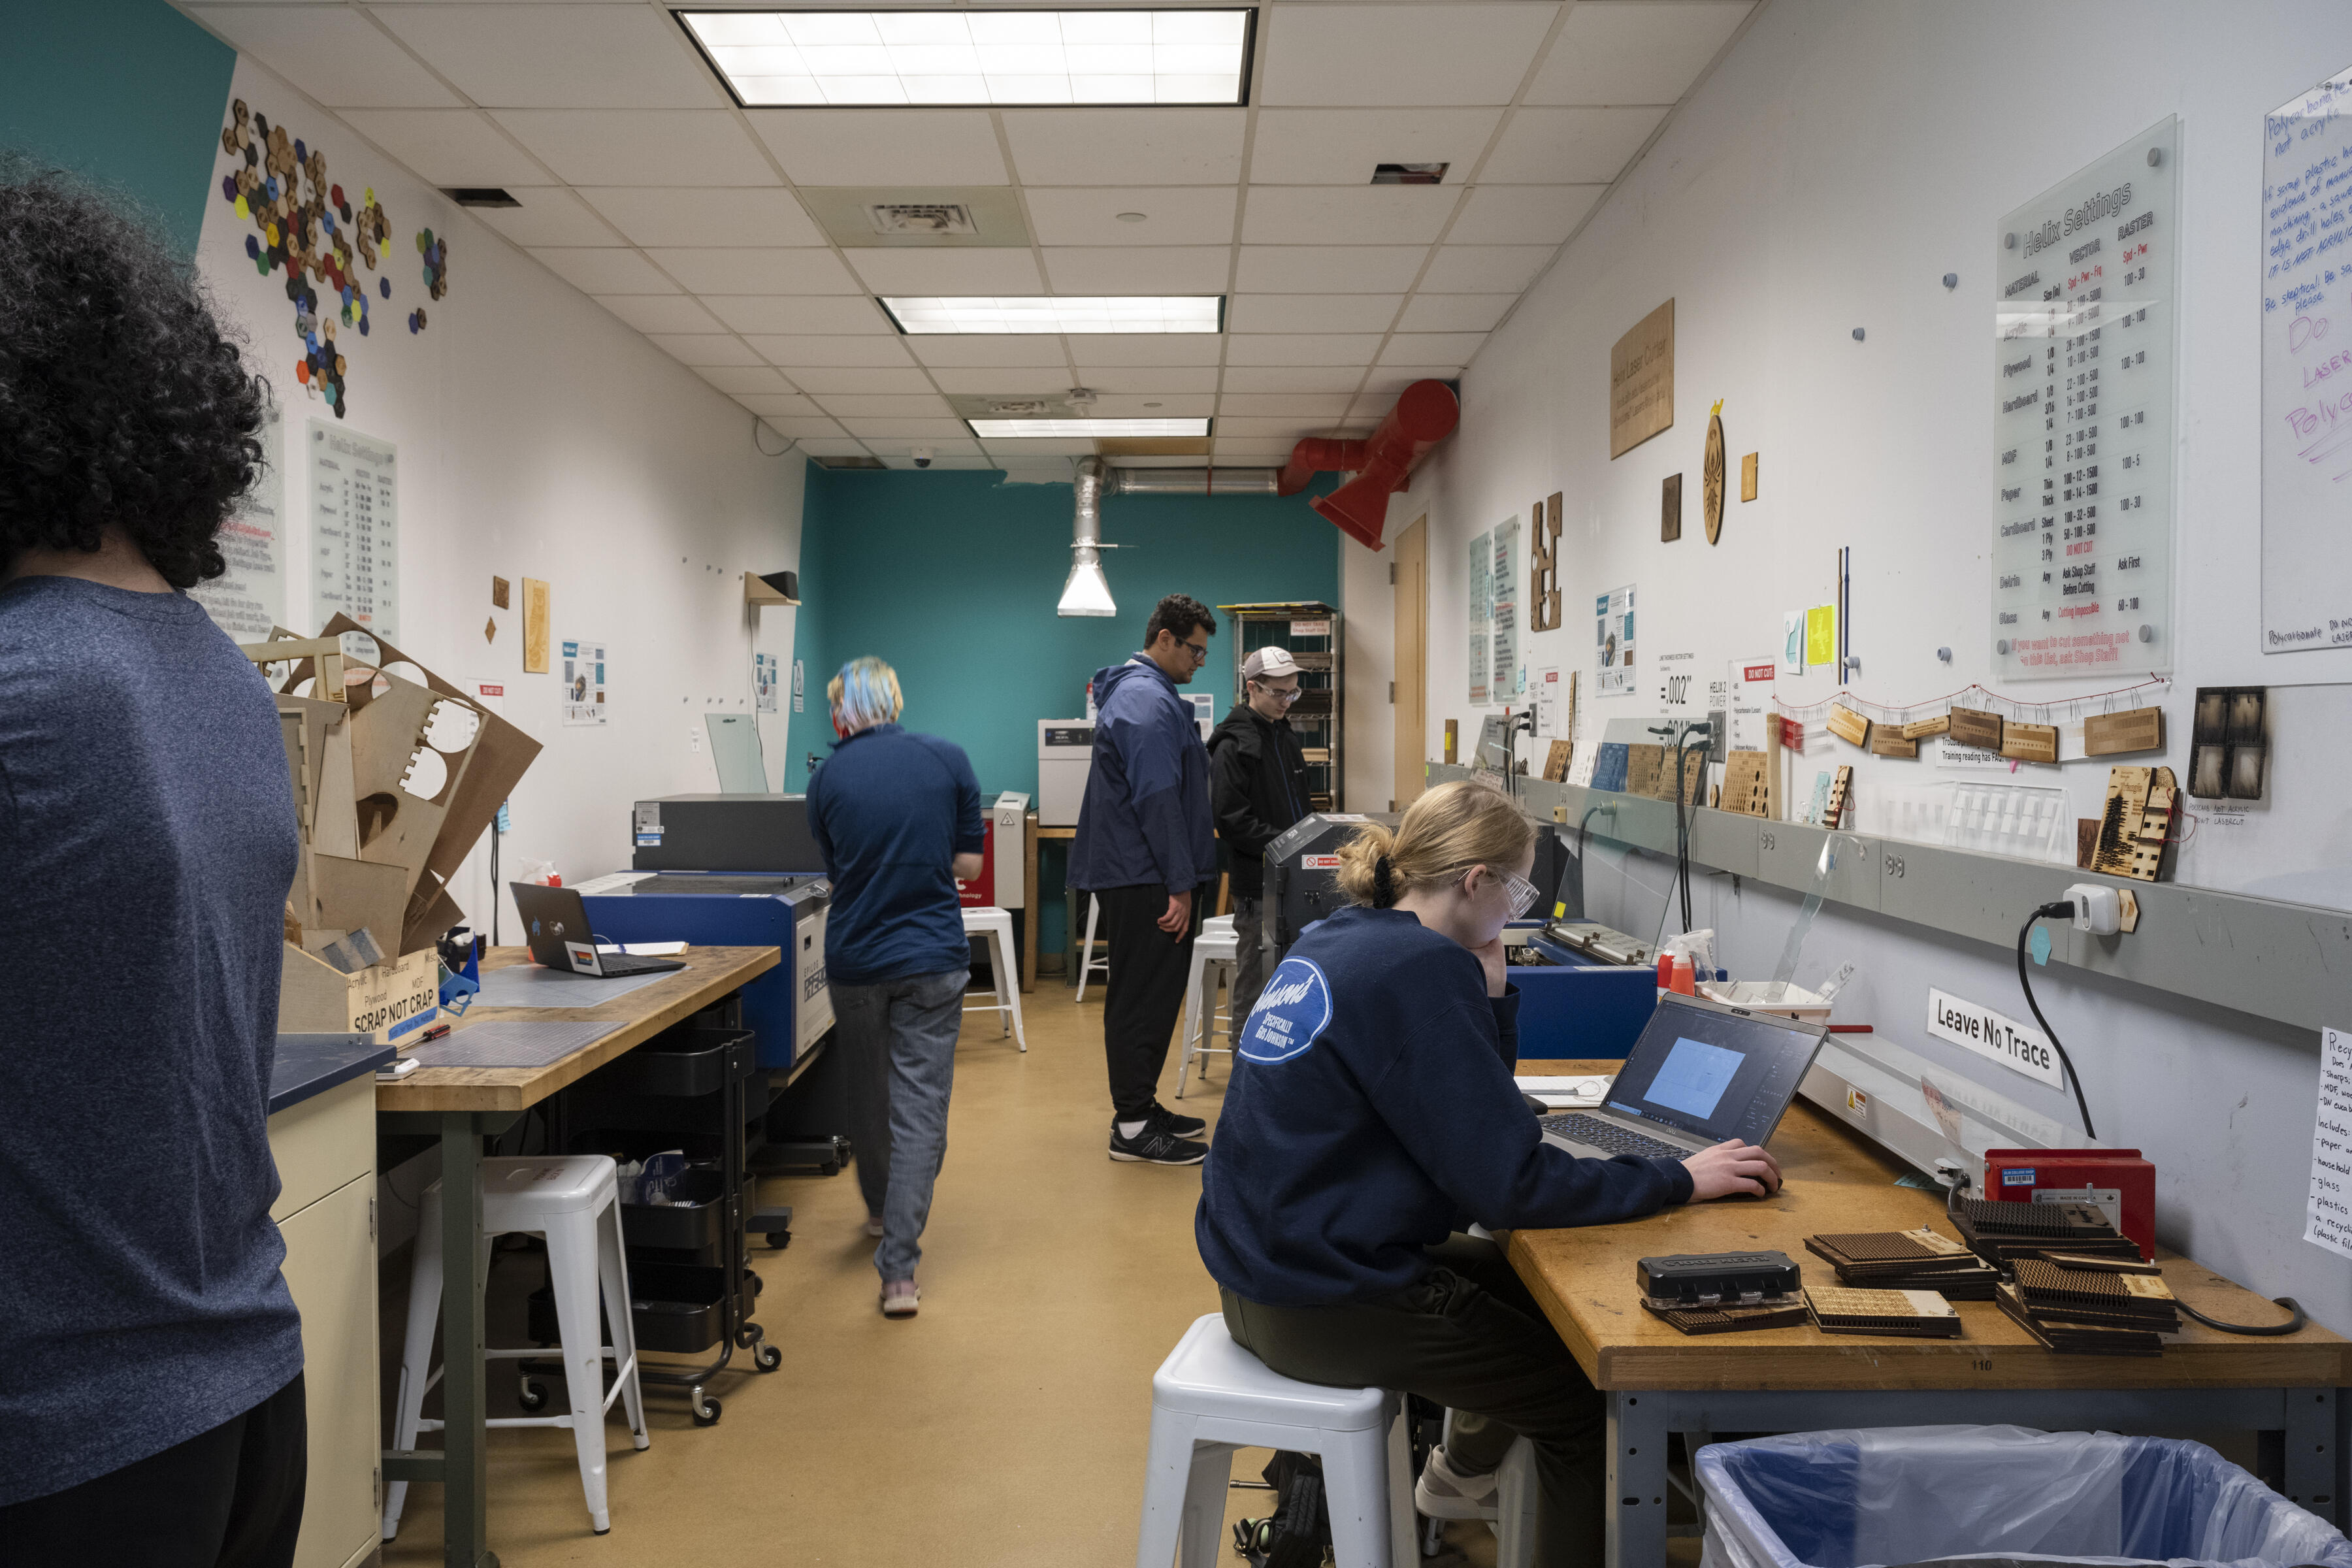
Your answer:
[1595,583,1635,696]
[1993,117,2178,679]
[562,640,607,727]
[2306,1027,2352,1261]
[1490,517,1520,702]
[1533,666,1560,736]
[755,651,778,713]
[791,657,804,713]
[310,419,398,643]
[1728,657,1774,750]
[1804,604,1837,670]
[1468,528,1493,706]
[2264,76,2352,659]
[190,400,285,641]
[1782,610,1807,676]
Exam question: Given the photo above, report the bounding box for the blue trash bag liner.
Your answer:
[1696,1426,2352,1568]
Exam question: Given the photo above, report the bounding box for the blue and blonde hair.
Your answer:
[828,656,904,735]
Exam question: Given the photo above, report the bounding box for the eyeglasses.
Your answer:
[1178,638,1210,663]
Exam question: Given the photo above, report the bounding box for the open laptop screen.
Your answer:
[1603,1000,1824,1145]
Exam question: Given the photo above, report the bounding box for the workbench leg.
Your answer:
[1022,812,1038,994]
[2284,1386,2339,1528]
[441,1113,497,1568]
[1606,1393,1670,1568]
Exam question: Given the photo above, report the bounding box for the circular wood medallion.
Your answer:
[1703,412,1726,545]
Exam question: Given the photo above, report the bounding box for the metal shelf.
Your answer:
[1222,600,1342,811]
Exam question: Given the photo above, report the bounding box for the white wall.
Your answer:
[195,55,806,947]
[1411,0,2352,1324]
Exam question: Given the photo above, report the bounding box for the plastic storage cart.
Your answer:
[1696,1426,2352,1568]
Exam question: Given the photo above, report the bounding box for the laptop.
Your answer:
[1538,992,1827,1163]
[511,883,687,979]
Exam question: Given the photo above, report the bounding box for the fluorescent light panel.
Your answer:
[883,295,1222,335]
[677,9,1252,106]
[970,417,1209,438]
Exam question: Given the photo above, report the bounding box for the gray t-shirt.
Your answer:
[0,576,304,1503]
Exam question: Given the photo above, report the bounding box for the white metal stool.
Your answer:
[961,904,1026,1050]
[1175,915,1238,1100]
[384,1156,648,1540]
[1074,892,1111,1000]
[1136,1313,1415,1568]
[1440,1407,1537,1567]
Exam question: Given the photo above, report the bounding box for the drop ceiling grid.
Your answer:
[173,0,1756,470]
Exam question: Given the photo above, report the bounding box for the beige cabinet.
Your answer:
[267,1074,380,1568]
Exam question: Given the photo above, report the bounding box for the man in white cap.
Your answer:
[1207,646,1312,1025]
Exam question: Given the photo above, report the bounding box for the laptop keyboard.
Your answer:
[1539,1113,1688,1162]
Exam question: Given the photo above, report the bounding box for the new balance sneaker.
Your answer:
[1413,1445,1501,1522]
[1149,1102,1209,1139]
[1109,1122,1208,1165]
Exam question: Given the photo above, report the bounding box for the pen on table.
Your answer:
[417,1024,451,1043]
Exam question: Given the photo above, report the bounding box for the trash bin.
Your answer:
[1697,1426,2352,1568]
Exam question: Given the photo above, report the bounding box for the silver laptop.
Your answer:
[1539,992,1827,1162]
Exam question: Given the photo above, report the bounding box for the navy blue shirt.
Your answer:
[0,578,305,1504]
[1198,905,1693,1306]
[1071,656,1214,895]
[807,723,985,985]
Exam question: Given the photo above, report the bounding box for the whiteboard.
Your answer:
[1991,118,2177,681]
[2262,66,2352,656]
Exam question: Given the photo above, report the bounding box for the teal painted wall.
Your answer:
[0,0,237,257]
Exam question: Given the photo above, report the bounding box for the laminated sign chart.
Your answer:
[311,419,398,643]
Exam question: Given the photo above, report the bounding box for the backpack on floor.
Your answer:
[1231,1450,1331,1568]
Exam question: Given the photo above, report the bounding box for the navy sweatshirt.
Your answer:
[1070,656,1213,896]
[1197,905,1694,1306]
[807,723,985,985]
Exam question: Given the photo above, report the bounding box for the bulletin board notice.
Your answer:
[310,420,399,644]
[1990,118,2176,681]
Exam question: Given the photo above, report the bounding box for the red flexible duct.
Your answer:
[1277,379,1460,551]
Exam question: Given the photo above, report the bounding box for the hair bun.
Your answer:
[1372,853,1396,907]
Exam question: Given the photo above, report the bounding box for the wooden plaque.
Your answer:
[1661,474,1682,542]
[1825,704,1871,748]
[1901,713,1951,740]
[1869,728,1919,759]
[1703,412,1725,544]
[1543,739,1573,782]
[1609,299,1674,458]
[1722,749,1771,817]
[1740,451,1759,502]
[1948,706,2004,749]
[521,577,551,674]
[2083,706,2164,757]
[1624,743,1665,799]
[2000,721,2059,764]
[1529,493,1564,631]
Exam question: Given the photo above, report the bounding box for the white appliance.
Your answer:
[990,791,1028,906]
[1038,720,1093,826]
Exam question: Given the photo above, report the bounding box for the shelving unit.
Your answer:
[1221,600,1343,811]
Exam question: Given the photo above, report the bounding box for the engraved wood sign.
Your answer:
[2083,706,2164,757]
[1948,706,2004,750]
[1825,704,1871,748]
[1703,406,1725,544]
[1528,491,1563,632]
[1610,299,1674,459]
[1740,451,1759,502]
[1999,721,2059,764]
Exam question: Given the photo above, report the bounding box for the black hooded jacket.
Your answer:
[1207,702,1309,897]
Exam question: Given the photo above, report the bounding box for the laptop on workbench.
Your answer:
[1538,992,1826,1163]
[512,883,687,979]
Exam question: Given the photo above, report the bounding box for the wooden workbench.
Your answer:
[1511,1059,2350,1565]
[380,945,779,1567]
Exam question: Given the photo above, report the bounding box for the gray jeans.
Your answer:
[1230,894,1267,1025]
[834,967,968,1282]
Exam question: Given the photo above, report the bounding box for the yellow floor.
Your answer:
[378,979,1514,1567]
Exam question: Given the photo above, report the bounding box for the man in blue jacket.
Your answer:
[1072,593,1219,1165]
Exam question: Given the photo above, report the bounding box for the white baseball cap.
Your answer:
[1243,647,1303,680]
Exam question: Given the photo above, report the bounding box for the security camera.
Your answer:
[912,446,934,468]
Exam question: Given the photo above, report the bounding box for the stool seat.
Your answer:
[959,904,1026,1051]
[482,1155,617,1220]
[1192,930,1239,962]
[1152,1314,1388,1431]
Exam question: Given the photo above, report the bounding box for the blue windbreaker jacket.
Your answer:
[1070,655,1215,895]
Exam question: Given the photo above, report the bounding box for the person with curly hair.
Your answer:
[0,168,310,1565]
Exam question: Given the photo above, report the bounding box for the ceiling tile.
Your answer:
[840,417,976,438]
[372,4,723,109]
[796,438,875,457]
[654,335,762,367]
[1041,247,1231,294]
[1218,393,1350,417]
[1215,416,1355,438]
[1224,333,1382,367]
[1527,2,1752,105]
[472,187,619,248]
[1091,393,1215,416]
[1227,293,1401,334]
[1445,184,1604,246]
[1236,246,1428,293]
[1219,365,1367,393]
[907,335,1068,368]
[336,109,546,185]
[745,335,915,368]
[1397,294,1515,333]
[491,110,777,187]
[645,247,862,294]
[747,110,1008,186]
[815,394,957,417]
[1260,5,1561,107]
[704,295,894,334]
[1071,366,1221,393]
[930,368,1077,395]
[1247,108,1503,185]
[1481,107,1670,184]
[1024,188,1237,247]
[728,393,820,417]
[1002,108,1247,186]
[878,453,996,470]
[594,295,725,334]
[753,416,847,436]
[185,7,460,108]
[694,365,794,393]
[528,247,678,293]
[1380,333,1486,366]
[847,249,1045,294]
[789,367,938,395]
[1418,246,1554,294]
[1241,186,1458,246]
[580,188,822,248]
[1070,335,1224,367]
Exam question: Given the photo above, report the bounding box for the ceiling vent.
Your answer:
[987,399,1054,417]
[868,203,979,237]
[443,188,521,208]
[1371,163,1448,186]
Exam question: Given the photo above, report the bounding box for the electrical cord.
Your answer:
[2016,901,2099,1139]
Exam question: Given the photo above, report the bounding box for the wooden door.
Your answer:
[1392,517,1428,808]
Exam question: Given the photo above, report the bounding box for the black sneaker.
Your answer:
[1110,1122,1209,1165]
[1150,1102,1209,1139]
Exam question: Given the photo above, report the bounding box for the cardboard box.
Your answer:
[280,943,438,1046]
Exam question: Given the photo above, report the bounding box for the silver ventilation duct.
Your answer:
[1055,461,1285,617]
